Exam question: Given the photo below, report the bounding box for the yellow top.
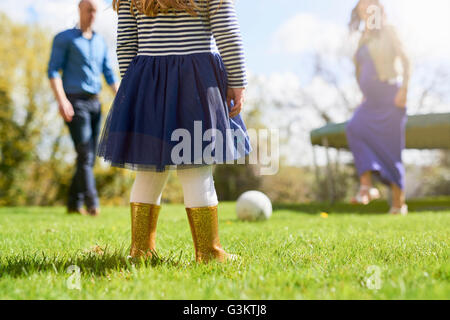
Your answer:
[356,25,411,89]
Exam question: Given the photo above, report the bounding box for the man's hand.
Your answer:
[394,87,407,108]
[110,82,119,95]
[227,87,245,118]
[49,77,75,122]
[58,98,75,123]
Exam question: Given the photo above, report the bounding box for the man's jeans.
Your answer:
[66,94,102,210]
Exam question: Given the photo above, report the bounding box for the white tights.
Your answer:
[129,166,219,208]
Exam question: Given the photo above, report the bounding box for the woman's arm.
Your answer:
[353,35,366,90]
[386,26,410,108]
[388,26,411,90]
[354,54,361,87]
[116,0,138,78]
[208,0,247,88]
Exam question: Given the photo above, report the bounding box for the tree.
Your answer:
[0,14,50,205]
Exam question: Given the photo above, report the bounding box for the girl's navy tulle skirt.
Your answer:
[97,52,251,172]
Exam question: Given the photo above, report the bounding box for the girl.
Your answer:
[98,0,251,262]
[346,0,410,215]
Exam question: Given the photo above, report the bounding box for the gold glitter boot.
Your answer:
[130,202,161,258]
[186,206,236,263]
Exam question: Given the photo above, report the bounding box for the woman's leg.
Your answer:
[353,171,382,205]
[359,171,373,199]
[353,171,375,204]
[391,183,405,209]
[360,171,372,188]
[129,170,170,258]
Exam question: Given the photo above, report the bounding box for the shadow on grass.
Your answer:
[273,197,450,215]
[0,248,186,279]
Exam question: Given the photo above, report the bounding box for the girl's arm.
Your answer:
[117,0,139,78]
[208,0,247,88]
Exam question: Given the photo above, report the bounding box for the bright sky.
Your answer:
[237,0,356,74]
[239,0,450,75]
[1,0,449,76]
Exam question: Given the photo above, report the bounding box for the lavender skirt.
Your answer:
[346,45,407,189]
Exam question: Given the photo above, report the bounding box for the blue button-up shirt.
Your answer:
[48,28,118,95]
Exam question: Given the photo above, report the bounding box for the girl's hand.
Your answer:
[395,87,407,108]
[227,87,245,118]
[58,98,75,123]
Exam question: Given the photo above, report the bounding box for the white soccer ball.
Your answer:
[236,191,272,222]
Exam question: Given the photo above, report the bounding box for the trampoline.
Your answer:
[310,113,450,202]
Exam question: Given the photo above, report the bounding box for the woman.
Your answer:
[98,0,251,262]
[346,0,411,215]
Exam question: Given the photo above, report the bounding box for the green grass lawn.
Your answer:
[0,203,448,300]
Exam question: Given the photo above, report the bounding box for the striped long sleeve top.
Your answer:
[116,0,247,88]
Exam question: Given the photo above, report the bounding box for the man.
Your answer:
[48,0,119,216]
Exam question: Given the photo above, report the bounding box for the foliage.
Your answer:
[0,14,448,207]
[259,166,315,204]
[0,14,52,205]
[214,164,262,202]
[406,163,450,199]
[0,16,141,207]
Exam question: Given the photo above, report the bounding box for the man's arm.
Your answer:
[49,78,74,122]
[49,77,66,103]
[109,82,119,94]
[48,33,74,122]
